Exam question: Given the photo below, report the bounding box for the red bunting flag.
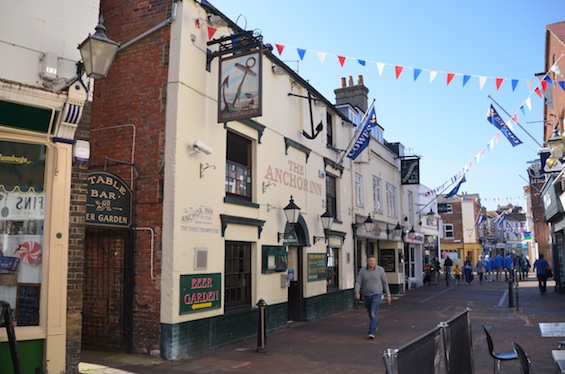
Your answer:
[541,80,548,92]
[534,87,543,98]
[338,55,346,67]
[275,44,285,55]
[446,73,455,86]
[496,78,503,90]
[513,114,518,123]
[395,66,403,79]
[207,26,217,40]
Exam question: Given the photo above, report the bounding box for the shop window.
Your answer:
[261,245,287,273]
[0,141,46,327]
[224,241,251,311]
[225,131,252,201]
[327,247,339,291]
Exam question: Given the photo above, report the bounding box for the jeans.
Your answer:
[363,293,382,335]
[537,273,548,293]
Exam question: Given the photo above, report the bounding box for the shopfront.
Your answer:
[541,176,565,293]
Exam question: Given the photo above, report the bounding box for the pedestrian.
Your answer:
[504,253,514,282]
[494,253,503,281]
[463,258,474,285]
[431,256,441,286]
[484,255,493,282]
[444,255,453,286]
[519,255,530,280]
[475,255,487,284]
[533,253,551,294]
[354,254,392,339]
[453,264,462,285]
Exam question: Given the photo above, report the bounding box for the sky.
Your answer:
[209,0,565,211]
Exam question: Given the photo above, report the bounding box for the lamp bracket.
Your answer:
[262,181,276,193]
[200,163,216,178]
[206,30,263,66]
[313,235,326,244]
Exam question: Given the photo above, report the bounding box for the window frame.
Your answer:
[355,173,363,207]
[326,173,338,221]
[386,183,397,218]
[444,224,454,238]
[372,176,382,214]
[225,131,253,202]
[224,241,252,311]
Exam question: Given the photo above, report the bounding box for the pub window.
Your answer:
[326,112,334,147]
[224,241,251,311]
[444,224,454,238]
[326,174,338,220]
[225,131,253,201]
[372,176,382,214]
[0,140,46,327]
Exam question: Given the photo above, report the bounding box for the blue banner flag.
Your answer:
[346,106,378,160]
[486,105,522,147]
[444,176,466,198]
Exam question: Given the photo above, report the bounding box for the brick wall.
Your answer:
[89,0,172,354]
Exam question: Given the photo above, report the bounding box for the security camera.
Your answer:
[192,140,213,155]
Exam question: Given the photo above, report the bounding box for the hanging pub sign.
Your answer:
[218,49,262,123]
[401,157,420,185]
[86,171,132,228]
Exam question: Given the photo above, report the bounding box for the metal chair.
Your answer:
[482,325,518,373]
[512,342,530,374]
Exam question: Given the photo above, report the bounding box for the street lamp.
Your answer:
[278,196,301,242]
[78,16,120,80]
[386,222,402,239]
[364,214,374,233]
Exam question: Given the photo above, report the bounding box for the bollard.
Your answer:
[256,298,268,353]
[508,280,514,308]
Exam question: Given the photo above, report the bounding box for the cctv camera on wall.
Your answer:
[189,140,213,155]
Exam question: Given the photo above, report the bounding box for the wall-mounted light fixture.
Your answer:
[546,122,565,168]
[78,16,120,80]
[277,196,301,242]
[386,222,402,240]
[407,226,416,240]
[313,210,334,244]
[364,214,374,233]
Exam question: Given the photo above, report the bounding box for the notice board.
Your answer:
[379,249,396,272]
[307,253,327,282]
[16,283,40,326]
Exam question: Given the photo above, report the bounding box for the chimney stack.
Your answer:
[334,75,369,112]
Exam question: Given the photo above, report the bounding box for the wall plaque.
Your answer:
[86,171,132,228]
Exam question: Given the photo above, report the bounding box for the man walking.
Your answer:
[533,254,550,294]
[355,254,391,339]
[444,255,453,286]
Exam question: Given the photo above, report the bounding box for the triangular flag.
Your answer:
[395,66,403,79]
[462,75,471,87]
[525,97,532,110]
[512,114,518,125]
[275,44,285,55]
[544,75,554,86]
[207,26,217,40]
[317,52,326,64]
[479,76,487,90]
[358,59,366,66]
[526,80,533,91]
[496,78,503,90]
[506,119,515,132]
[446,73,455,86]
[495,133,500,143]
[551,63,562,76]
[413,69,422,81]
[559,81,565,91]
[376,62,385,76]
[511,79,518,91]
[534,87,542,98]
[520,106,525,115]
[541,80,548,92]
[481,148,485,157]
[338,55,346,67]
[429,71,437,83]
[297,48,306,61]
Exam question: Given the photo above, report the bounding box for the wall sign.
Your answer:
[379,248,396,272]
[307,253,327,282]
[179,273,221,314]
[401,158,420,185]
[86,171,132,228]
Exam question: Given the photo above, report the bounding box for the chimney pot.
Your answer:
[341,77,346,88]
[358,75,364,85]
[348,76,353,87]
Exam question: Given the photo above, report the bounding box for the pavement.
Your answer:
[79,274,565,373]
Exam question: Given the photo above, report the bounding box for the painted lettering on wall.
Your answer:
[264,161,322,195]
[180,205,219,234]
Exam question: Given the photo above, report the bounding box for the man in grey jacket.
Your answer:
[354,254,392,339]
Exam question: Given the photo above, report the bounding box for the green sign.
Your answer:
[179,273,221,314]
[307,253,327,282]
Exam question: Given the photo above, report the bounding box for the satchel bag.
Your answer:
[546,268,553,279]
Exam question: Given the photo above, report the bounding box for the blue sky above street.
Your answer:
[210,0,565,210]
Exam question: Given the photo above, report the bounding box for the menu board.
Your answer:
[379,249,396,272]
[307,253,327,282]
[16,283,40,326]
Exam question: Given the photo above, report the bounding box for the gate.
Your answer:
[82,228,132,351]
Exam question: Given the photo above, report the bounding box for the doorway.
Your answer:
[287,246,304,322]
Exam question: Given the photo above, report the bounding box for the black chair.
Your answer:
[482,325,518,373]
[512,342,530,374]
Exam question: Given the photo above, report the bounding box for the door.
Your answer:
[287,246,304,322]
[82,228,132,351]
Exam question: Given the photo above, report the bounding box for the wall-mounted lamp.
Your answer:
[546,123,565,168]
[407,226,416,240]
[277,196,301,242]
[364,214,374,233]
[386,222,402,240]
[313,210,334,244]
[188,140,214,156]
[78,16,120,80]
